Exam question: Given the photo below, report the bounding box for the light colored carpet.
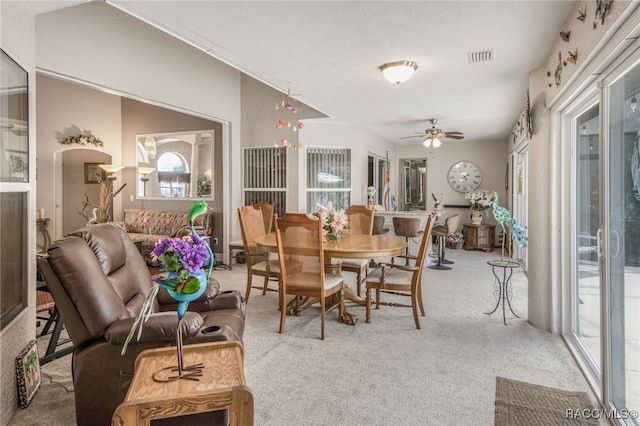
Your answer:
[495,377,599,426]
[10,248,599,425]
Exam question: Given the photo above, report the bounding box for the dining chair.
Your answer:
[275,213,346,339]
[229,200,274,269]
[365,212,435,329]
[238,205,296,303]
[339,205,374,296]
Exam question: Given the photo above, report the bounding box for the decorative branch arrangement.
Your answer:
[59,134,104,148]
[74,180,126,223]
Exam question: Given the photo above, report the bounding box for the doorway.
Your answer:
[59,149,111,235]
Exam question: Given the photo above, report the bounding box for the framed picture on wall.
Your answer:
[15,340,41,408]
[84,162,104,184]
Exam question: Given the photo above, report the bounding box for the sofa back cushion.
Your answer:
[124,209,212,237]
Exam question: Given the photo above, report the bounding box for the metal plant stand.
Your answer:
[485,259,520,325]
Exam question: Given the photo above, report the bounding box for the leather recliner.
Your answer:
[37,223,246,425]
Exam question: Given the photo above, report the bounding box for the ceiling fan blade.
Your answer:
[400,135,425,139]
[444,131,463,135]
[443,133,464,140]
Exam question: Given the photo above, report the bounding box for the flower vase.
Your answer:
[326,231,340,242]
[471,210,483,226]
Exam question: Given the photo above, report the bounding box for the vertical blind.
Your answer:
[242,147,287,217]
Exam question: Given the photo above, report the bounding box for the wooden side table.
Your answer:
[463,223,495,252]
[112,341,253,425]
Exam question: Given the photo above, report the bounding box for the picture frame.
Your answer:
[84,162,104,184]
[15,340,41,408]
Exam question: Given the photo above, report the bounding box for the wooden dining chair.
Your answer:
[229,200,274,269]
[338,205,374,296]
[365,212,435,329]
[275,213,346,339]
[253,200,275,233]
[238,205,299,303]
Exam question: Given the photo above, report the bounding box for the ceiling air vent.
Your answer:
[468,49,495,64]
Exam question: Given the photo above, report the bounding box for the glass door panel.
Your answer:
[607,62,640,422]
[574,102,602,373]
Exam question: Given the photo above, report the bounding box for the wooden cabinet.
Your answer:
[463,223,495,252]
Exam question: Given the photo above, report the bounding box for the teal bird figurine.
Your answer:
[189,200,215,277]
[121,201,214,383]
[491,192,528,260]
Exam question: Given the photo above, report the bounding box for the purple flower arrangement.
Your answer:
[152,234,210,284]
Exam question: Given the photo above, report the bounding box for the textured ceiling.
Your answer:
[26,1,577,145]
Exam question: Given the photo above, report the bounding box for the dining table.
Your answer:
[253,233,407,325]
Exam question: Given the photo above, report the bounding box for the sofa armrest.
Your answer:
[112,221,129,233]
[104,311,203,345]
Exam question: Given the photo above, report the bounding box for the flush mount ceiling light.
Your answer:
[379,61,418,85]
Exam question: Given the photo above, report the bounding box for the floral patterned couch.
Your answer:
[116,209,213,266]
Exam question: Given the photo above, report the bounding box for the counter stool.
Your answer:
[428,214,461,271]
[392,217,424,265]
[372,216,389,235]
[369,216,390,268]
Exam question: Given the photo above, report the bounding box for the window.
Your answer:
[242,147,287,218]
[306,147,351,213]
[157,152,189,198]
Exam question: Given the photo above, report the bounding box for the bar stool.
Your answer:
[392,217,424,265]
[369,216,390,268]
[372,215,389,235]
[428,214,461,271]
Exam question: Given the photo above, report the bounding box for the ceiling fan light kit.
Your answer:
[379,60,418,85]
[402,118,464,149]
[422,137,442,148]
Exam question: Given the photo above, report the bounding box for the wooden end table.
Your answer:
[112,341,253,425]
[463,223,495,252]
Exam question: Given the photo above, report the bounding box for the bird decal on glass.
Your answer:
[491,192,528,261]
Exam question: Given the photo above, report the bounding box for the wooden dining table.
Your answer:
[253,233,407,325]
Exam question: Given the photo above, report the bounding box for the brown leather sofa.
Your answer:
[37,223,245,426]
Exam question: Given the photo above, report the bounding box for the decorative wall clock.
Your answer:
[447,161,482,192]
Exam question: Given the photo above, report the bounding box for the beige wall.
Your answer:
[35,1,242,258]
[36,74,123,239]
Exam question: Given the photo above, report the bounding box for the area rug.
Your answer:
[495,377,599,426]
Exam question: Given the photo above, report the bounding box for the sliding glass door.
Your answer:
[605,59,640,423]
[567,54,640,425]
[572,101,602,379]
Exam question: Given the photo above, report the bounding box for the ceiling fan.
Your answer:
[400,118,464,148]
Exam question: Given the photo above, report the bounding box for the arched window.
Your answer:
[157,152,189,197]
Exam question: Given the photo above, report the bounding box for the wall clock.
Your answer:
[447,161,482,192]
